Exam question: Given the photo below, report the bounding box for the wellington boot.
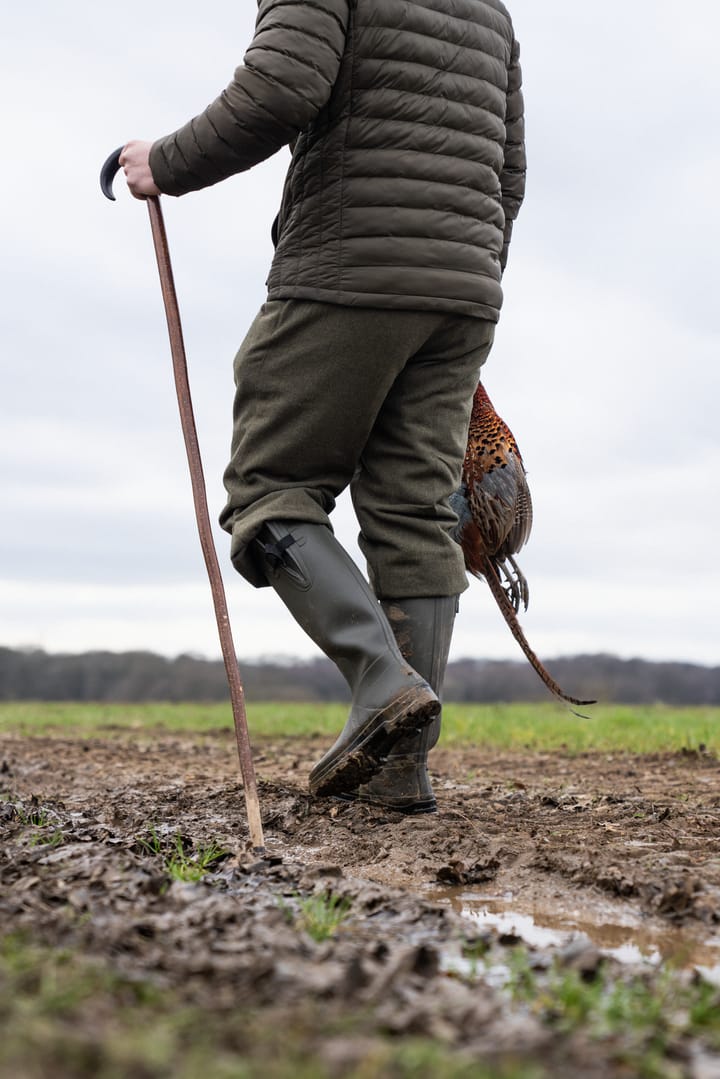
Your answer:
[340,596,457,814]
[255,522,441,798]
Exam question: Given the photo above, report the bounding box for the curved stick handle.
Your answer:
[100,147,123,201]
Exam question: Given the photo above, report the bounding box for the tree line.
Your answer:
[1,647,718,705]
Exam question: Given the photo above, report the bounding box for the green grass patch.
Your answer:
[0,701,718,755]
[15,804,52,827]
[441,702,720,754]
[29,827,65,849]
[135,826,230,884]
[501,946,720,1076]
[279,891,353,942]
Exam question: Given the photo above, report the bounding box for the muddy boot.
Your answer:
[340,596,457,814]
[255,521,441,799]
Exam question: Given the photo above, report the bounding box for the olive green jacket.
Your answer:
[150,0,526,321]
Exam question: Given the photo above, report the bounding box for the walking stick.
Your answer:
[100,148,265,855]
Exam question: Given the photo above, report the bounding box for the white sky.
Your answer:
[2,1,719,665]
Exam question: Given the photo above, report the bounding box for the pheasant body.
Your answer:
[451,382,533,612]
[451,382,593,711]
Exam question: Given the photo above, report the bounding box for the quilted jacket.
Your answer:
[150,0,526,321]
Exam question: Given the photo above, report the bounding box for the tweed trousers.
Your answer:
[219,300,494,597]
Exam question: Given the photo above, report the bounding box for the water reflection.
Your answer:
[427,887,720,983]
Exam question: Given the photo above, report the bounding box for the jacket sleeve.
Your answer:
[149,0,351,196]
[498,35,526,272]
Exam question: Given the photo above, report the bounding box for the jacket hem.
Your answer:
[265,284,501,321]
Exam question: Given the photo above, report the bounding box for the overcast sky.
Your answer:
[2,1,718,667]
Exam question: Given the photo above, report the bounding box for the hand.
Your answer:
[119,140,161,199]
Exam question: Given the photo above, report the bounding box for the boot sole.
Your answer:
[333,791,438,815]
[309,688,441,799]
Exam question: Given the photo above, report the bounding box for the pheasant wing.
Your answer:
[497,452,533,559]
[466,463,518,555]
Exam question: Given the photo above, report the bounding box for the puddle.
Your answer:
[427,888,720,984]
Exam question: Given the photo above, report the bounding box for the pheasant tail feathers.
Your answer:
[480,555,595,712]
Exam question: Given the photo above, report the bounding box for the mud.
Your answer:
[2,730,720,1077]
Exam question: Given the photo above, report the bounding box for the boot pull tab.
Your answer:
[260,532,297,570]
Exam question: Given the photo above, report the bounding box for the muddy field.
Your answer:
[2,729,720,1077]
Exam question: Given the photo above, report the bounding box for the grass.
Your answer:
[165,837,229,883]
[0,700,718,754]
[135,826,229,884]
[15,805,52,827]
[500,946,720,1077]
[29,827,65,849]
[279,892,353,942]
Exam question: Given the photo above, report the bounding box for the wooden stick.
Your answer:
[145,195,265,855]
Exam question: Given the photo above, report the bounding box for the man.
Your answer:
[120,0,526,814]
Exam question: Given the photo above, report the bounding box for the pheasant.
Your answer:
[450,382,593,710]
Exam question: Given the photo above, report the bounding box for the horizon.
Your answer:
[3,643,717,671]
